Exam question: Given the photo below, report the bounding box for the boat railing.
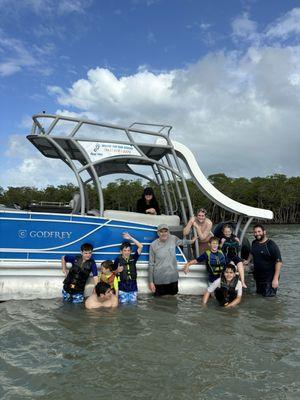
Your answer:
[29,200,70,207]
[31,114,173,148]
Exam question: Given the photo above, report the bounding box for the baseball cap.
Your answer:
[157,223,169,231]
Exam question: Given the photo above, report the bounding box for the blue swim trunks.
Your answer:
[118,290,137,304]
[62,289,84,304]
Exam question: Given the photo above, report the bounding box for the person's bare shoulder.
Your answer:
[85,293,101,309]
[205,218,213,226]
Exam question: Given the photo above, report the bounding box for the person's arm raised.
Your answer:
[122,232,143,254]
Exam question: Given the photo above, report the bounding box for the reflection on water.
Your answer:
[0,225,300,400]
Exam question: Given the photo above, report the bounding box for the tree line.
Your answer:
[0,173,299,224]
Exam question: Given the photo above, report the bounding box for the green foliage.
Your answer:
[1,175,299,223]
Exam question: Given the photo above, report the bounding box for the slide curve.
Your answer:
[172,140,273,220]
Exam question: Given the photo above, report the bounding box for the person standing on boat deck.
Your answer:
[114,232,143,304]
[148,224,197,296]
[61,243,98,304]
[136,187,160,215]
[249,224,282,297]
[183,208,213,254]
[85,281,118,309]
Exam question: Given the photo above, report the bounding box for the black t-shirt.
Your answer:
[251,239,282,282]
[136,197,160,214]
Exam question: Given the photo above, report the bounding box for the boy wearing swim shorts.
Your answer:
[114,232,143,304]
[61,243,98,303]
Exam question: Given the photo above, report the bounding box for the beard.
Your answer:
[254,233,266,242]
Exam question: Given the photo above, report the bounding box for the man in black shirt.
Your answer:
[250,224,282,297]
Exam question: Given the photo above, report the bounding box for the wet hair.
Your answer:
[80,243,93,252]
[143,187,154,196]
[222,224,233,233]
[253,223,266,231]
[197,208,207,215]
[101,260,115,271]
[209,236,219,244]
[120,241,132,251]
[224,263,236,273]
[95,281,111,297]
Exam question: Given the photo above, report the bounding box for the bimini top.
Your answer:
[27,113,273,221]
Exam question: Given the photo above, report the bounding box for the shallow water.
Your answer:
[1,225,300,400]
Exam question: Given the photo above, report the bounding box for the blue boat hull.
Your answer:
[0,211,207,299]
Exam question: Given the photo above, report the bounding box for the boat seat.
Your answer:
[87,209,100,216]
[69,193,81,213]
[103,210,180,227]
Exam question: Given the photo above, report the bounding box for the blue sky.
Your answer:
[1,0,300,188]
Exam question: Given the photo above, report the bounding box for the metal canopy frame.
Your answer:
[27,113,271,257]
[27,114,194,224]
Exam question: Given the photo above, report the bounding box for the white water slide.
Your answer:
[172,140,273,220]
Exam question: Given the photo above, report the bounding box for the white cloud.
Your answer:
[231,13,259,43]
[3,7,300,187]
[58,0,91,15]
[45,44,300,178]
[147,31,157,44]
[266,8,300,39]
[0,32,37,76]
[4,135,75,187]
[0,0,92,17]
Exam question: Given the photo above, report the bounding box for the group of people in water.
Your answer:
[61,188,283,309]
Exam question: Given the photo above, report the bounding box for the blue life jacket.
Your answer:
[205,250,226,276]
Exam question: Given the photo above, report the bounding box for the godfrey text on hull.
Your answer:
[0,114,273,300]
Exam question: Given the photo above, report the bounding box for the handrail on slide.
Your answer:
[172,140,273,220]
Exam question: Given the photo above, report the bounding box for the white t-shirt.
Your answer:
[207,277,243,296]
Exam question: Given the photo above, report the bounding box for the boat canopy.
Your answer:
[27,114,197,223]
[27,113,273,254]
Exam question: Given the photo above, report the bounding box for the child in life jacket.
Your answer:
[202,264,243,307]
[220,224,247,288]
[114,232,143,304]
[183,236,226,283]
[61,243,98,303]
[99,260,119,296]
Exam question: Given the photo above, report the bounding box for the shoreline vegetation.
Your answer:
[1,173,299,224]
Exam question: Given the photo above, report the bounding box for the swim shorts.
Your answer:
[255,281,277,297]
[118,290,137,304]
[154,281,178,296]
[62,289,84,303]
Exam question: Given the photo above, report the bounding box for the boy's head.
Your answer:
[209,236,219,252]
[223,263,237,282]
[80,243,93,260]
[120,241,132,259]
[222,224,233,237]
[101,260,116,274]
[95,281,112,297]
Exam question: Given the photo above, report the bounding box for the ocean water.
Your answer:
[1,225,299,400]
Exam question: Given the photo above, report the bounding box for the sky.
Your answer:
[1,0,300,189]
